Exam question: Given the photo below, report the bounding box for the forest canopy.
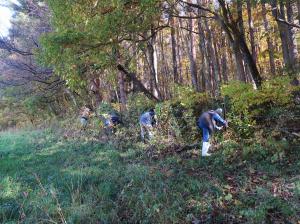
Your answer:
[0,0,299,124]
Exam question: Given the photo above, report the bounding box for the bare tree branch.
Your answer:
[0,38,33,56]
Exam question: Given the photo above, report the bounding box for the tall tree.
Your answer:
[185,10,200,92]
[297,0,300,25]
[197,12,209,91]
[235,0,248,82]
[219,0,262,87]
[271,0,293,70]
[246,0,257,64]
[261,0,276,75]
[204,19,220,94]
[146,30,162,100]
[286,0,298,69]
[170,16,179,84]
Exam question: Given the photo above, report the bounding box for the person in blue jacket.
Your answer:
[139,108,157,141]
[197,108,228,156]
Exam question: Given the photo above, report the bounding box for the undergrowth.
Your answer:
[0,77,299,223]
[0,129,299,223]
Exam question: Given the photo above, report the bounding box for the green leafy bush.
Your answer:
[221,77,296,139]
[154,86,213,144]
[222,77,294,118]
[123,92,156,127]
[116,90,205,146]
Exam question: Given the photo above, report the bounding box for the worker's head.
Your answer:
[215,108,223,115]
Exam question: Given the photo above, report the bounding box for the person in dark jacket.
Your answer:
[104,112,121,128]
[139,109,157,141]
[100,112,121,136]
[197,108,228,156]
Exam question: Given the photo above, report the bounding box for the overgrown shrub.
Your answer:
[106,89,214,147]
[126,93,156,121]
[221,77,297,139]
[222,77,295,117]
[155,86,214,145]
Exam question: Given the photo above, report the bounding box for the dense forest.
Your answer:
[0,0,299,122]
[0,0,300,223]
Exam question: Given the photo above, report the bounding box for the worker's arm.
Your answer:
[212,113,228,128]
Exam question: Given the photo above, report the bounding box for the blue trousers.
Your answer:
[201,126,210,142]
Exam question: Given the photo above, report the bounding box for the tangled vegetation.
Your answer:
[1,77,299,223]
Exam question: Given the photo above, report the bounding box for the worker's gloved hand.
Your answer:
[216,126,223,130]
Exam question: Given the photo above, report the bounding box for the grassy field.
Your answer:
[0,129,299,223]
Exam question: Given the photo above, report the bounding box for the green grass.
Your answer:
[0,129,299,223]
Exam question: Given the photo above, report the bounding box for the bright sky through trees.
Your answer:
[0,0,19,37]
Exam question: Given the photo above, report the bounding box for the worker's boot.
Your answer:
[201,142,211,157]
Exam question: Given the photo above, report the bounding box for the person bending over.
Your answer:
[139,109,157,141]
[80,106,91,130]
[197,108,228,157]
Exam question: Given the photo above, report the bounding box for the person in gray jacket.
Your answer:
[139,109,157,141]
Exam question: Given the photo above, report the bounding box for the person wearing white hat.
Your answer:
[139,108,157,141]
[197,108,228,156]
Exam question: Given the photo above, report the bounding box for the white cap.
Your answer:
[215,108,223,115]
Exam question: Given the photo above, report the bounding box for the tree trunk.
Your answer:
[297,0,300,25]
[90,78,102,108]
[215,0,262,87]
[186,16,200,92]
[214,39,222,84]
[197,11,209,91]
[286,0,298,69]
[176,25,183,83]
[116,64,160,102]
[146,38,161,99]
[220,37,229,83]
[117,70,126,110]
[246,0,257,64]
[115,49,127,110]
[236,0,248,82]
[232,41,247,82]
[237,33,262,88]
[170,16,179,84]
[218,16,246,83]
[262,1,276,75]
[159,30,170,99]
[204,19,220,95]
[271,0,292,70]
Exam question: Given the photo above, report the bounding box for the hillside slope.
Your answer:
[0,129,299,223]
